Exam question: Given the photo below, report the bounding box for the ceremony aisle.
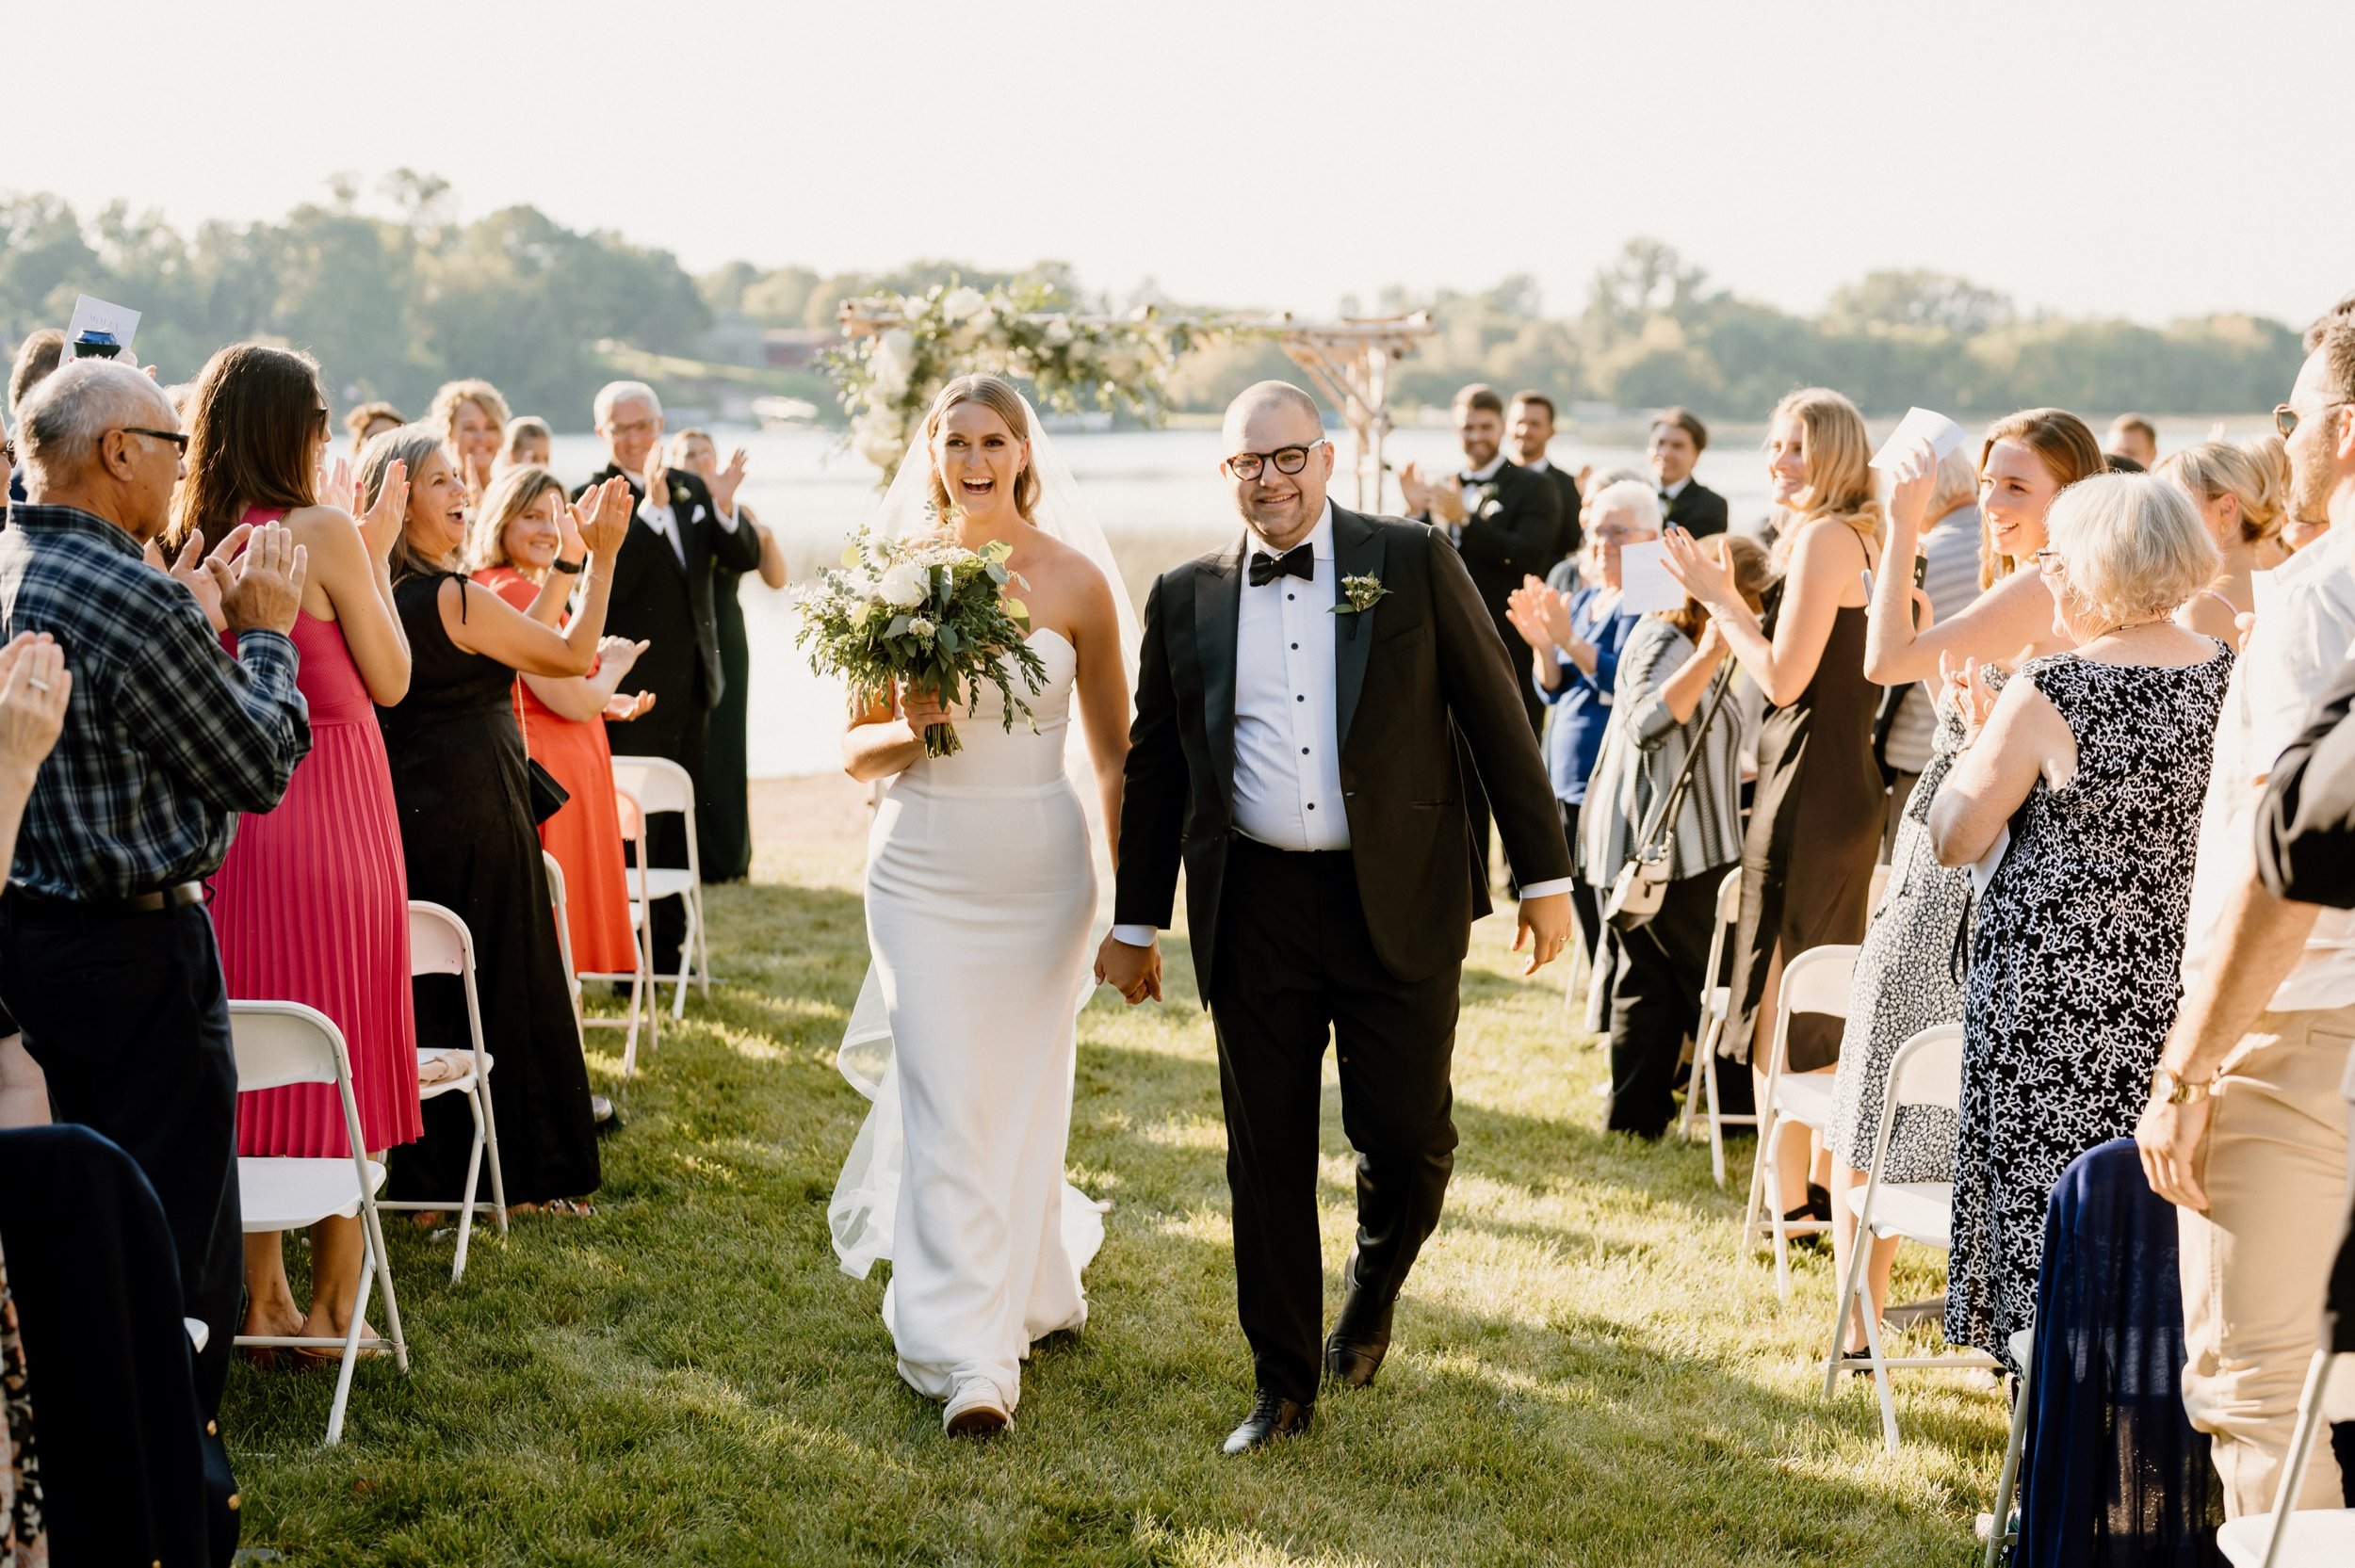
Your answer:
[222,776,2009,1566]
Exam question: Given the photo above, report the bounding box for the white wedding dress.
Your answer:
[832,627,1106,1410]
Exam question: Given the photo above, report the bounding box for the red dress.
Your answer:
[219,508,420,1156]
[477,567,638,975]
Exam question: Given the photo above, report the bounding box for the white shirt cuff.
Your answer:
[1109,924,1159,948]
[1518,878,1577,900]
[715,505,741,531]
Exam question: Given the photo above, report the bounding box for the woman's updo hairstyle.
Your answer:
[922,374,1040,523]
[2159,440,2286,548]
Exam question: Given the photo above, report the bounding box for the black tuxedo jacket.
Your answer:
[1662,478,1730,538]
[576,463,763,713]
[1115,505,1572,998]
[1535,461,1583,561]
[1418,461,1562,658]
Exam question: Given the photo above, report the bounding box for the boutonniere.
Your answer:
[671,484,693,508]
[1330,573,1390,639]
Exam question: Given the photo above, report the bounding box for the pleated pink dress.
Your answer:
[219,507,420,1157]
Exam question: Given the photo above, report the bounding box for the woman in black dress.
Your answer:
[363,427,636,1207]
[666,429,788,881]
[1664,387,1886,1225]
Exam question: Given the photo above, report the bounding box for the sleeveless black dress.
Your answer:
[1723,597,1887,1072]
[378,573,600,1204]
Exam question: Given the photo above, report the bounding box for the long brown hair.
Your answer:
[468,465,568,574]
[171,343,327,554]
[921,375,1040,522]
[1976,408,2103,586]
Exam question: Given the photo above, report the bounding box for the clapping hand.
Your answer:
[642,445,671,509]
[576,476,634,558]
[149,524,252,633]
[1428,474,1469,526]
[1505,575,1575,653]
[357,459,408,564]
[1396,461,1436,517]
[708,445,749,515]
[558,490,592,563]
[1659,525,1735,610]
[0,633,71,782]
[593,636,649,679]
[217,523,309,637]
[1939,651,1999,739]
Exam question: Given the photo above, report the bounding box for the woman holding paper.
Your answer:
[1661,387,1885,1229]
[1507,479,1658,966]
[1925,473,2228,1367]
[1821,408,2105,1355]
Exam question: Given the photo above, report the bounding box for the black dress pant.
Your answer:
[1604,867,1722,1139]
[0,1124,232,1566]
[1208,837,1461,1406]
[609,699,709,973]
[0,898,240,1417]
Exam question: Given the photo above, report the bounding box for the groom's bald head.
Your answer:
[1221,380,1332,549]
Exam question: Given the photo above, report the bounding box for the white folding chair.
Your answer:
[580,798,658,1071]
[372,902,507,1281]
[1739,942,1859,1301]
[1980,1327,2038,1566]
[227,1000,410,1445]
[1679,866,1747,1186]
[545,849,582,1033]
[2217,1350,2355,1567]
[609,755,708,1020]
[1820,1024,1999,1451]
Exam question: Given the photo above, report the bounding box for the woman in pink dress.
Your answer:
[171,344,419,1353]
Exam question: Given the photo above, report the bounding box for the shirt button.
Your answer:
[1287,592,1295,601]
[1307,802,1315,810]
[1291,642,1298,650]
[1300,747,1309,754]
[1295,695,1304,703]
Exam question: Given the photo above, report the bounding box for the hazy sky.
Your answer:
[13,0,2349,328]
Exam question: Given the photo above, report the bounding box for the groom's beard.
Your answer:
[1240,490,1317,551]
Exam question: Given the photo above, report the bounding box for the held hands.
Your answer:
[709,445,749,515]
[577,475,634,559]
[1094,932,1162,1004]
[218,523,310,637]
[1512,892,1574,977]
[1885,436,1939,536]
[0,633,72,781]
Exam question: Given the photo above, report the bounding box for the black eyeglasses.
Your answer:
[2275,399,2350,439]
[117,427,189,453]
[1225,442,1326,481]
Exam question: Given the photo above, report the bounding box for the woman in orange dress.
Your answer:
[467,467,648,977]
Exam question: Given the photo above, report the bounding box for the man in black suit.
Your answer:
[577,380,763,969]
[1509,389,1582,567]
[1649,406,1730,537]
[1097,381,1575,1455]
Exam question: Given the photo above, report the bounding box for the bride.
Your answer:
[829,373,1140,1437]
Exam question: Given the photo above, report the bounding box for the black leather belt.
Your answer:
[6,880,209,918]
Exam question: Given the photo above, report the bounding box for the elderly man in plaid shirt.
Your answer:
[0,360,312,1418]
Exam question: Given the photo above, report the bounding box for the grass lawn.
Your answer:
[223,781,2007,1565]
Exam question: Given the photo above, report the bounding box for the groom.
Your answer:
[1097,381,1575,1454]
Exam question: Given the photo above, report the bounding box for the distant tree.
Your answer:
[1827,270,2015,336]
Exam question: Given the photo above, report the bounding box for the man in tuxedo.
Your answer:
[1509,389,1582,567]
[577,380,763,969]
[1097,381,1575,1455]
[1648,407,1729,537]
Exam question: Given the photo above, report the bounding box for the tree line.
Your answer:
[0,178,2306,429]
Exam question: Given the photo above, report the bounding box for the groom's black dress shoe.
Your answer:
[1324,1274,1396,1389]
[1222,1389,1313,1454]
[1323,1333,1387,1389]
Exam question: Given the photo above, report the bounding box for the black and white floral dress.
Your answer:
[1827,673,2006,1184]
[1945,646,2231,1367]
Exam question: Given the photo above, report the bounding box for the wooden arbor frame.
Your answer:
[835,299,1438,509]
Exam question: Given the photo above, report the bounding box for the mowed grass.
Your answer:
[222,828,2006,1565]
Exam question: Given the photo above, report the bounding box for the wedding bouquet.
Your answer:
[794,518,1048,757]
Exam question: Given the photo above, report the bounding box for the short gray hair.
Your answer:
[17,360,171,480]
[2045,472,2219,627]
[593,380,661,427]
[1588,478,1664,535]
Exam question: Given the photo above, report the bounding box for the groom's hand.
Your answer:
[1512,893,1574,977]
[1095,933,1161,1004]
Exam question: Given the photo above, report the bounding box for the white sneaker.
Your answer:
[943,1377,1010,1438]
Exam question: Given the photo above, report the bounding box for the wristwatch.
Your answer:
[550,557,585,575]
[2150,1065,2214,1105]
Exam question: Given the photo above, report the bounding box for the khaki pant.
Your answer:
[2179,1001,2355,1516]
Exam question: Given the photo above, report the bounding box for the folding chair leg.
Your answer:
[691,888,710,999]
[323,1231,376,1446]
[1740,1115,1770,1259]
[479,1079,510,1236]
[1767,1126,1795,1303]
[1701,1039,1728,1188]
[1824,1214,1873,1398]
[452,1090,485,1282]
[1986,1375,2032,1567]
[1860,1277,1900,1453]
[361,1200,408,1374]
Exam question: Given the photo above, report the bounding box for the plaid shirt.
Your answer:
[0,504,310,899]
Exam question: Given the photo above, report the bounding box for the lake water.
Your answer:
[547,412,2266,778]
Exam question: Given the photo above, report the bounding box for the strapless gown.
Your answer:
[832,629,1103,1411]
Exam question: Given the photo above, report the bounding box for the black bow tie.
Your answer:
[1248,545,1315,587]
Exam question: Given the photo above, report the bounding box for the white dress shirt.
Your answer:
[1659,475,1691,504]
[1112,501,1570,946]
[637,474,740,565]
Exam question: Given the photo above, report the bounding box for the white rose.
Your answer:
[908,616,936,642]
[942,286,987,323]
[1045,316,1074,347]
[878,561,929,609]
[869,328,916,397]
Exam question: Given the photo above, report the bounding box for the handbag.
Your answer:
[1605,664,1736,933]
[526,757,571,825]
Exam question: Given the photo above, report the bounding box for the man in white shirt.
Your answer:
[1100,381,1573,1455]
[2137,314,2355,1517]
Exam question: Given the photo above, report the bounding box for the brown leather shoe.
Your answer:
[1222,1389,1312,1454]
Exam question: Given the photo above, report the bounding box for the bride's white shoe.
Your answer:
[943,1377,1011,1438]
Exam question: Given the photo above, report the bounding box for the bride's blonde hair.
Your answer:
[923,375,1041,522]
